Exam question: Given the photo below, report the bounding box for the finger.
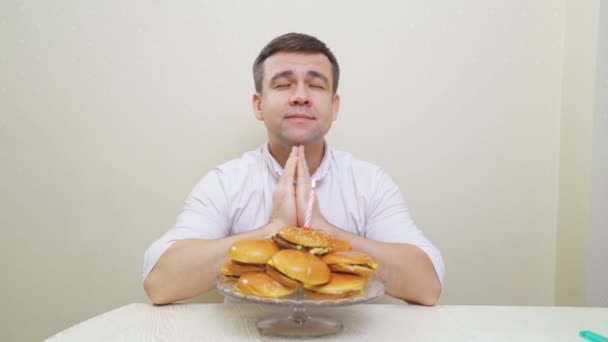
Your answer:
[279,146,298,189]
[296,147,311,206]
[297,146,311,190]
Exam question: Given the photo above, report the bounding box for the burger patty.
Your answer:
[271,234,331,255]
[272,234,301,250]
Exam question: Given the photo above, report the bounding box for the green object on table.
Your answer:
[580,330,608,342]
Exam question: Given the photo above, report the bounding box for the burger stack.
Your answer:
[219,226,378,299]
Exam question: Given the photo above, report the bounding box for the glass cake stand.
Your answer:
[216,276,386,337]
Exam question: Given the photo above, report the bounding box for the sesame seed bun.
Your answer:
[277,226,334,249]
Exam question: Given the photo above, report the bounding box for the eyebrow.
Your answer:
[269,70,329,86]
[307,70,329,86]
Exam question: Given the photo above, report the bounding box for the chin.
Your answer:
[281,137,311,146]
[281,132,322,146]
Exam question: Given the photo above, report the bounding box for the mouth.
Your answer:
[285,113,315,120]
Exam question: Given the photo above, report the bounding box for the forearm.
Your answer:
[322,223,442,306]
[144,222,280,305]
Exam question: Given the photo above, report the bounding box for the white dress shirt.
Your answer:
[143,143,445,285]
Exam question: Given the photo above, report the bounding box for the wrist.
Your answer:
[264,220,284,235]
[311,216,335,235]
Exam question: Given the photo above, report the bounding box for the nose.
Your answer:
[289,84,310,106]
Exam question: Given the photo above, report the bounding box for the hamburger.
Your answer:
[266,249,331,288]
[321,251,378,278]
[220,239,279,281]
[272,226,334,256]
[220,261,265,282]
[235,271,297,298]
[305,273,366,299]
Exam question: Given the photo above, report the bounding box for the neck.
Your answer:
[268,139,325,176]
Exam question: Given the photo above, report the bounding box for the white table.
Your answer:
[47,303,608,341]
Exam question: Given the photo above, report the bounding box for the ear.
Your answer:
[252,92,264,121]
[331,93,340,122]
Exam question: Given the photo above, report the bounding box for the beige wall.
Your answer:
[555,0,599,306]
[0,1,600,341]
[587,1,608,307]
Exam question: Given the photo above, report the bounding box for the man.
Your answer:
[143,33,444,305]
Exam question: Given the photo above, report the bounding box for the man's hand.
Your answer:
[295,146,328,230]
[269,146,298,230]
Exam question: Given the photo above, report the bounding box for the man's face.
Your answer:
[253,52,340,147]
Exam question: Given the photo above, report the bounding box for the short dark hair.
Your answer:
[253,33,340,94]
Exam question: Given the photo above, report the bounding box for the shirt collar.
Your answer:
[261,142,333,182]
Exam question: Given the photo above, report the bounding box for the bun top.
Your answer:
[278,226,334,248]
[332,238,352,252]
[235,272,296,298]
[227,239,279,264]
[321,251,378,269]
[311,273,366,295]
[268,249,331,286]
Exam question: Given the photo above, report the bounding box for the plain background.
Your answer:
[1,1,606,341]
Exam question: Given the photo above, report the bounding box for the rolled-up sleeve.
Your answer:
[363,169,445,285]
[142,169,229,281]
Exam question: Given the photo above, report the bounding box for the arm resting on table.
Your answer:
[143,223,279,305]
[325,224,442,306]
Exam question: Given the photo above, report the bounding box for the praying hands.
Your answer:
[269,146,327,231]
